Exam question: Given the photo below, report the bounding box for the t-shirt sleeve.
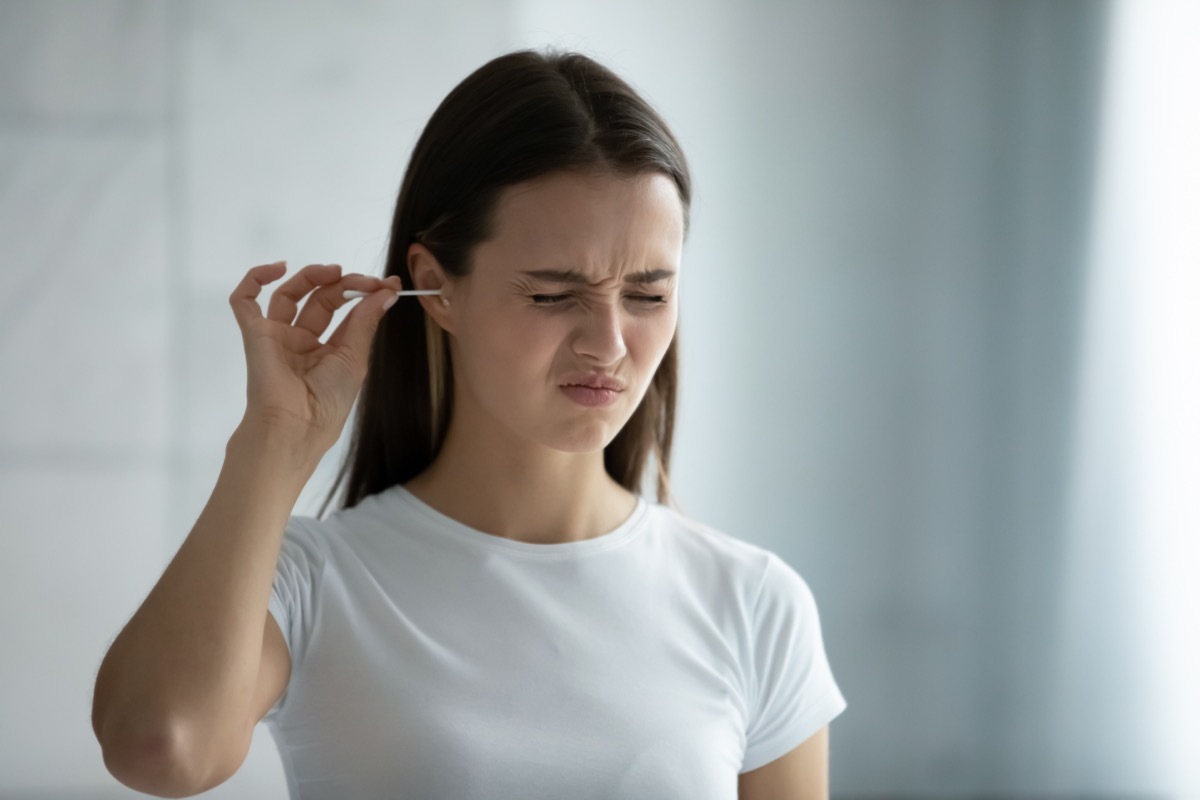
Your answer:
[740,551,848,773]
[264,515,328,720]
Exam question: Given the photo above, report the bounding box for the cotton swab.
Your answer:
[342,289,442,299]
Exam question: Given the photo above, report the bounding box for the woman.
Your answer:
[92,47,846,799]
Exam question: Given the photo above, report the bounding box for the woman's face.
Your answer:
[414,170,684,454]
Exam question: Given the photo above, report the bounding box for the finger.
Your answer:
[326,285,396,358]
[229,260,288,330]
[293,273,387,338]
[265,263,342,324]
[324,275,401,349]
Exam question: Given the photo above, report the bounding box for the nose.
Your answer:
[571,298,628,365]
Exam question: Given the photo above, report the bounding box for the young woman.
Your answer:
[93,47,846,799]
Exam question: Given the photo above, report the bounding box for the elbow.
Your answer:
[97,715,204,799]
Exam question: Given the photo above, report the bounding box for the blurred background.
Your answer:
[1,0,1196,797]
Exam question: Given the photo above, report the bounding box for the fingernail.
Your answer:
[382,294,399,311]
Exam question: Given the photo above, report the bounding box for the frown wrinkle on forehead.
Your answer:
[519,268,676,287]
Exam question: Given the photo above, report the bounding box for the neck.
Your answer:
[402,399,638,545]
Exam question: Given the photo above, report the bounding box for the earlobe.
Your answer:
[417,287,453,335]
[419,292,454,335]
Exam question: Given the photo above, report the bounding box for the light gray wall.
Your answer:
[1,1,1119,797]
[697,2,1110,793]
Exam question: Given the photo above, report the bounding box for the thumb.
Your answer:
[333,286,397,369]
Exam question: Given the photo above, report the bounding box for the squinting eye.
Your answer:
[530,294,669,306]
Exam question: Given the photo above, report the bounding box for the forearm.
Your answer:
[92,420,321,787]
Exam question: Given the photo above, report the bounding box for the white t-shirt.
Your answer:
[264,484,846,799]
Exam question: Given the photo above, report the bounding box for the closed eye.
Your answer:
[531,294,669,306]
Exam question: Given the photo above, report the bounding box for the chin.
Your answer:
[539,421,620,454]
[550,434,614,455]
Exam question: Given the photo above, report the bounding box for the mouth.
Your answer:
[560,384,621,407]
[560,373,626,392]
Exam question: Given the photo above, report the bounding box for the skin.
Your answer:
[738,725,830,799]
[402,169,684,545]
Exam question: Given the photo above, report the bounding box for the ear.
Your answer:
[408,242,455,333]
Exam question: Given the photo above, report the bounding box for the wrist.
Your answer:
[227,417,327,477]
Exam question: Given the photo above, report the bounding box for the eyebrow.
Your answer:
[519,268,676,285]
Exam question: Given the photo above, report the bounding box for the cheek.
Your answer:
[632,308,678,352]
[483,314,562,376]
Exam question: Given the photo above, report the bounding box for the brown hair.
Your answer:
[317,46,692,518]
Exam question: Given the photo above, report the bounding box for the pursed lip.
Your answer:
[560,373,626,391]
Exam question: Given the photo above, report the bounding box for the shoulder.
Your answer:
[277,512,331,564]
[646,502,822,612]
[283,484,406,554]
[644,501,779,593]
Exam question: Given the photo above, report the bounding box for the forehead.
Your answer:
[481,171,684,280]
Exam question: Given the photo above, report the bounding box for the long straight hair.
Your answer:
[317,47,693,518]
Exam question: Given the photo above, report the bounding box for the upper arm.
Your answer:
[135,613,293,796]
[199,613,292,791]
[738,725,829,800]
[251,612,292,728]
